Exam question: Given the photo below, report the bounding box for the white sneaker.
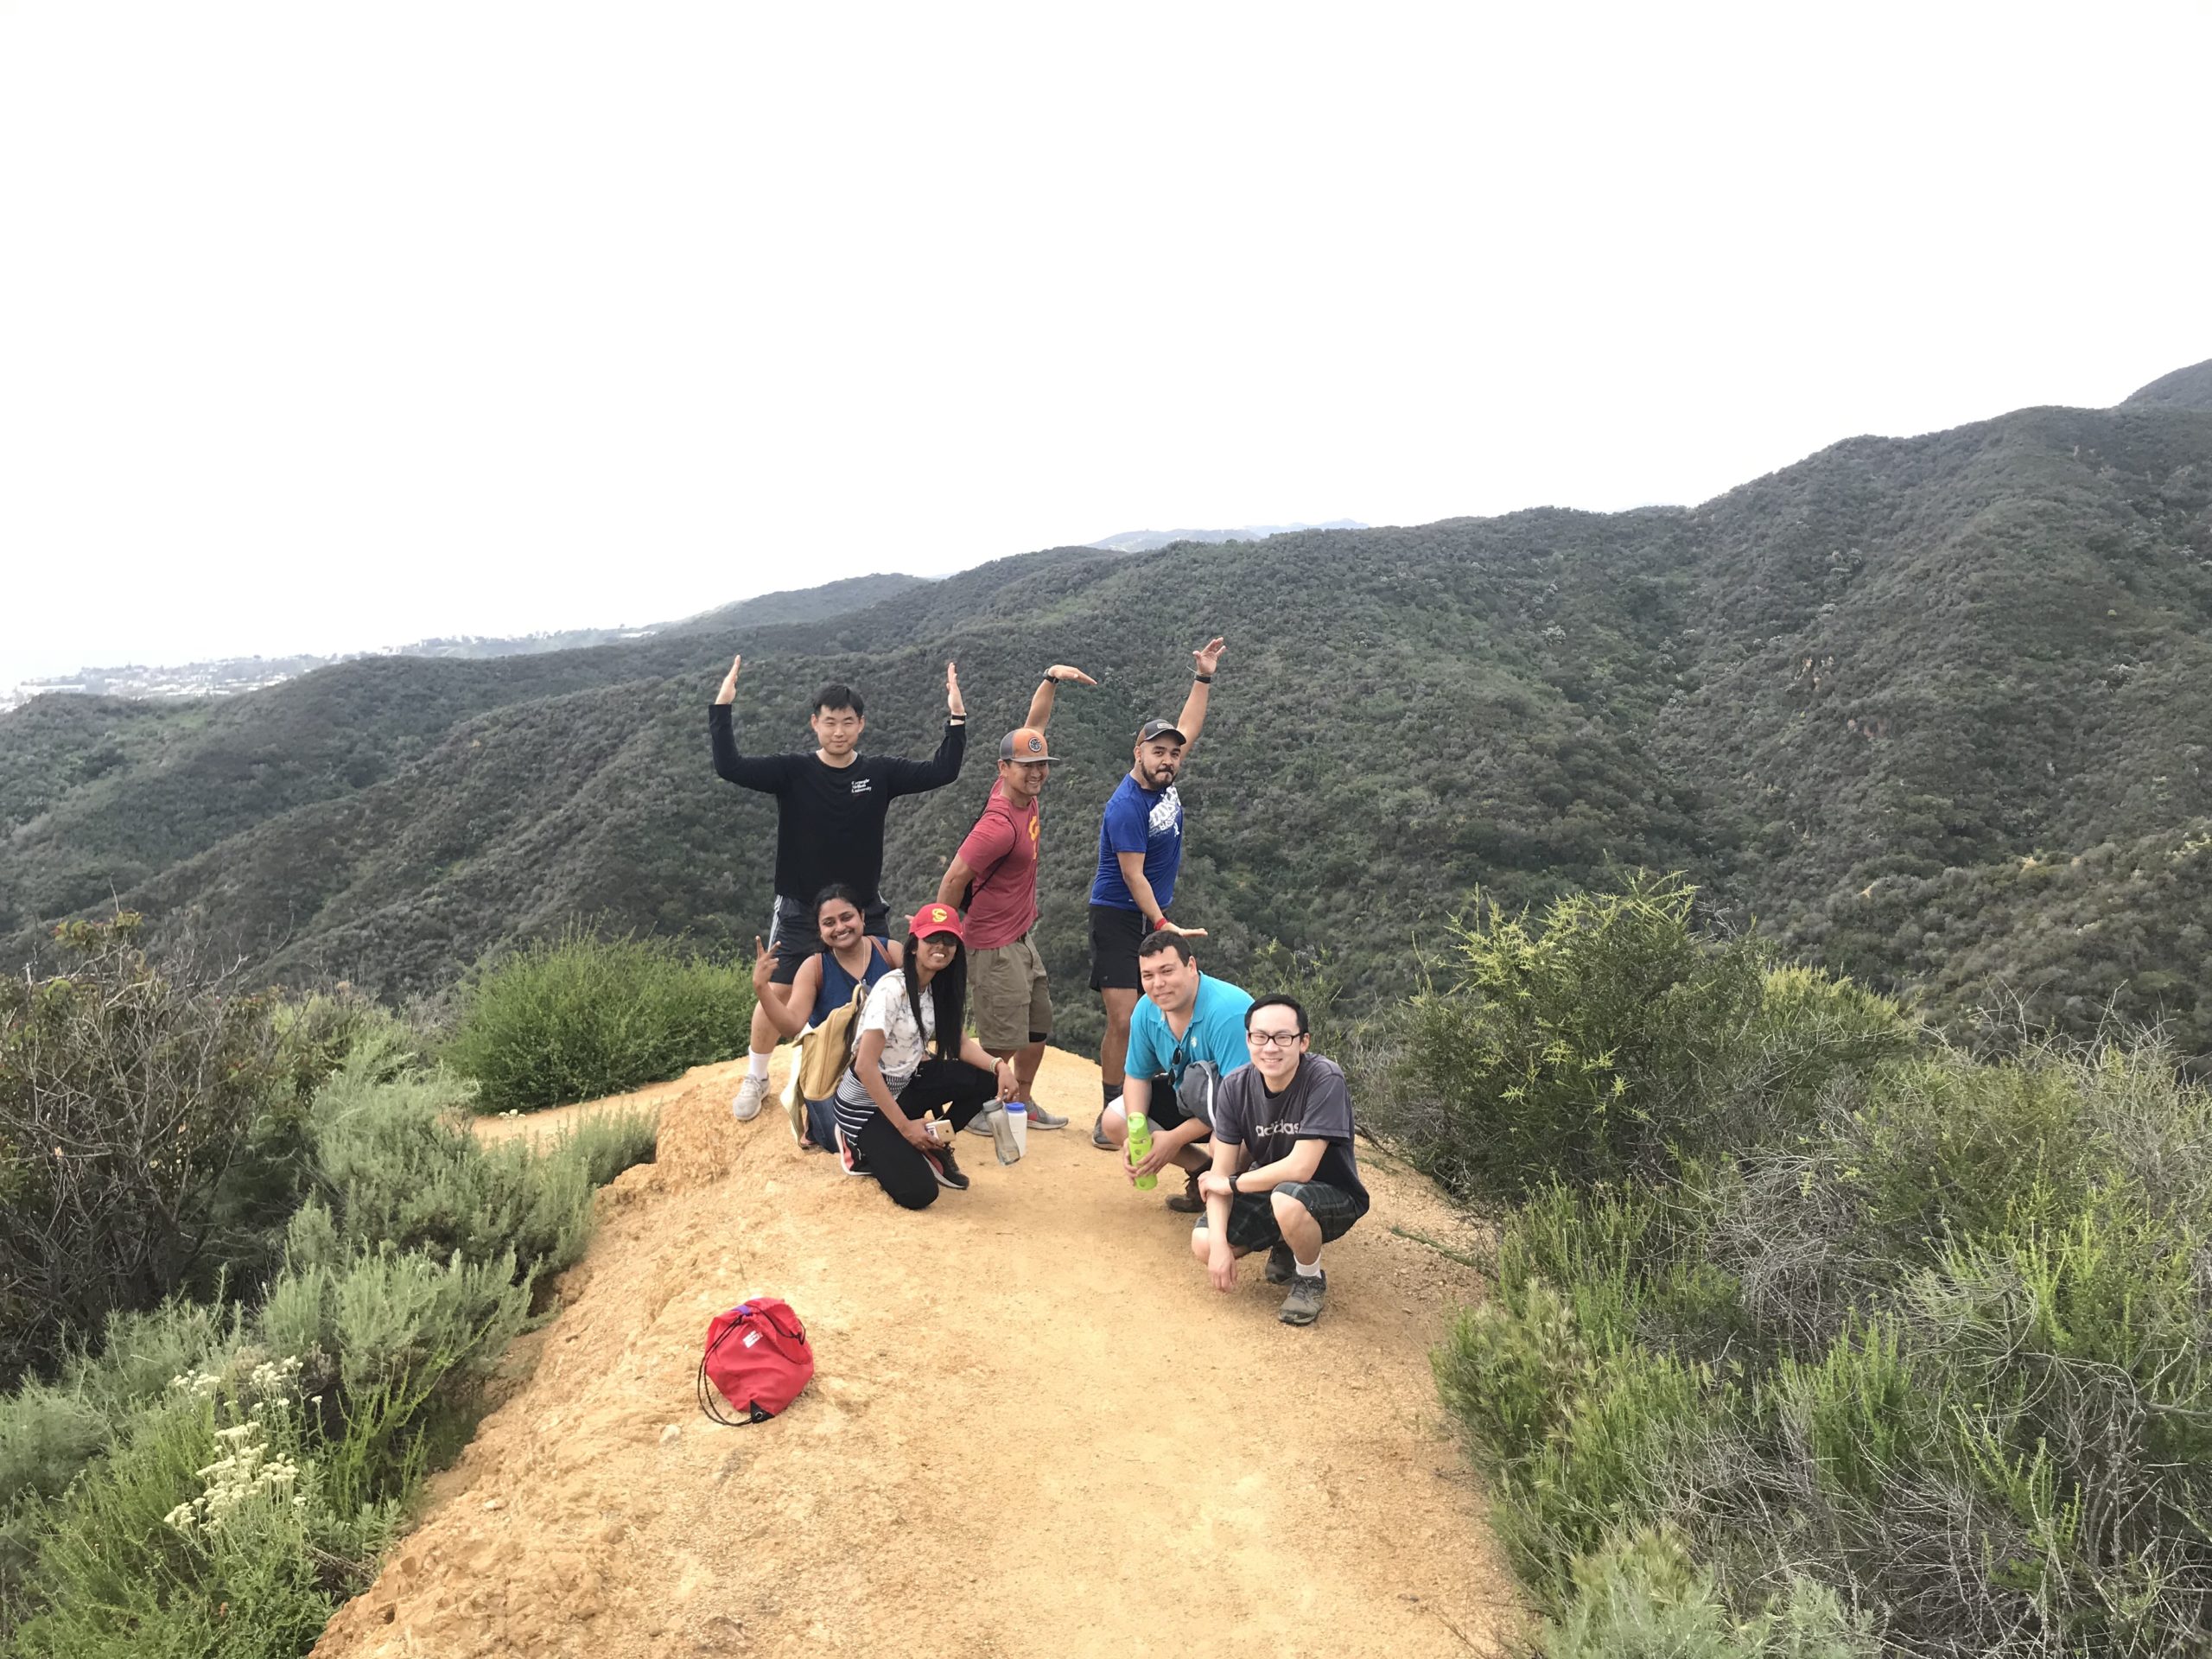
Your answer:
[731,1074,768,1122]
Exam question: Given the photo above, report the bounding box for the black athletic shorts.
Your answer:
[1088,904,1149,992]
[1192,1179,1367,1254]
[766,893,890,985]
[1131,1073,1203,1137]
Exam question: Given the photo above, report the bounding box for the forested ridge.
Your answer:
[5,372,2209,1060]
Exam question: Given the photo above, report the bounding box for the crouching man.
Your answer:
[1098,931,1254,1213]
[1191,995,1370,1326]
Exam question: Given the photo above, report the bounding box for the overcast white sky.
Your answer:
[3,2,2207,687]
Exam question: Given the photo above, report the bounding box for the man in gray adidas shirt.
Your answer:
[1190,993,1370,1326]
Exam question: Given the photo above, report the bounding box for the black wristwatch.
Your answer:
[1227,1174,1240,1197]
[1193,673,1214,683]
[1041,670,1058,683]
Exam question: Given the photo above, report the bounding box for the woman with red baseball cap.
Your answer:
[830,904,1017,1207]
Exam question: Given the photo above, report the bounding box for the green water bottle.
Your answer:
[1126,1111,1158,1191]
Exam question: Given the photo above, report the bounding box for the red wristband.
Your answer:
[1152,915,1170,931]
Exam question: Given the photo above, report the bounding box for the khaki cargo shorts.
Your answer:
[969,933,1051,1052]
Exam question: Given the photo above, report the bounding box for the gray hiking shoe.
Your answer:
[1265,1244,1295,1285]
[731,1074,768,1122]
[1278,1270,1327,1326]
[1090,1107,1117,1151]
[1027,1104,1070,1130]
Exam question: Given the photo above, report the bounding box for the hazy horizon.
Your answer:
[6,3,2208,690]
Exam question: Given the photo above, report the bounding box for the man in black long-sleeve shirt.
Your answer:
[710,652,967,1119]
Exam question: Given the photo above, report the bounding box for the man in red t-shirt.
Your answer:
[936,664,1093,1128]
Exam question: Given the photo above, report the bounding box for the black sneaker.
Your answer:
[925,1141,971,1191]
[1265,1244,1295,1285]
[1278,1269,1326,1326]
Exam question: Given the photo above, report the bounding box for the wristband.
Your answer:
[1193,673,1213,683]
[1151,915,1171,931]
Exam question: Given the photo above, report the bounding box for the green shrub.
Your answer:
[1375,874,1913,1201]
[1,1300,245,1511]
[1436,1247,1711,1599]
[257,1234,536,1503]
[0,918,363,1382]
[1448,1018,2212,1656]
[1840,1055,2102,1249]
[1436,1275,1587,1473]
[307,1046,590,1279]
[1,1021,658,1652]
[443,928,753,1111]
[1544,1531,1875,1659]
[6,1375,398,1657]
[545,1108,658,1189]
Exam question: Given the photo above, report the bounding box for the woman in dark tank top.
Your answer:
[752,885,902,1149]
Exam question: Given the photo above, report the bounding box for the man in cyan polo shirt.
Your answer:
[936,664,1094,1128]
[1097,931,1254,1212]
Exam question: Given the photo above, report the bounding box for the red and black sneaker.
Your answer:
[834,1123,872,1179]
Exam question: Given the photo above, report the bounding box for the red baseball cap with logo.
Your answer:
[908,903,966,943]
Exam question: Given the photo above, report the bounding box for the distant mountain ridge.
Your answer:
[1,573,932,710]
[1087,521,1368,554]
[2123,357,2212,410]
[4,372,2209,1067]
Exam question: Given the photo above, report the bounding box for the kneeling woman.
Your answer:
[753,883,903,1151]
[832,905,1015,1208]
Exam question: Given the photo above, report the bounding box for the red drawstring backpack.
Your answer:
[697,1298,815,1425]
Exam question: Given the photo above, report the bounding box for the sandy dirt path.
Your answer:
[315,1048,1517,1658]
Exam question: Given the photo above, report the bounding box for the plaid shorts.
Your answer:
[1192,1179,1365,1253]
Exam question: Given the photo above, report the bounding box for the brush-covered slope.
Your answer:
[6,393,2209,1059]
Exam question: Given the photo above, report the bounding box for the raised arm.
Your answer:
[880,661,969,798]
[750,937,822,1041]
[1023,664,1096,731]
[1171,638,1225,751]
[708,655,792,792]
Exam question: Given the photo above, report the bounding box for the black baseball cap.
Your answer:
[1135,718,1187,745]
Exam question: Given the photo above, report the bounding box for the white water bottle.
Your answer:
[991,1100,1028,1165]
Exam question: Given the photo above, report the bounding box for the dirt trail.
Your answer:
[315,1049,1517,1658]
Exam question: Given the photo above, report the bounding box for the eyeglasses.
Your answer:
[1246,1030,1305,1049]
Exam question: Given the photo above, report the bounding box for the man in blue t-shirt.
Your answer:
[1097,931,1254,1213]
[1087,636,1226,1146]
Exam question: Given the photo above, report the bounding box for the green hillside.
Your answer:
[4,387,2209,1063]
[2124,356,2212,410]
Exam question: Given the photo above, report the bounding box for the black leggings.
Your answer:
[854,1058,999,1210]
